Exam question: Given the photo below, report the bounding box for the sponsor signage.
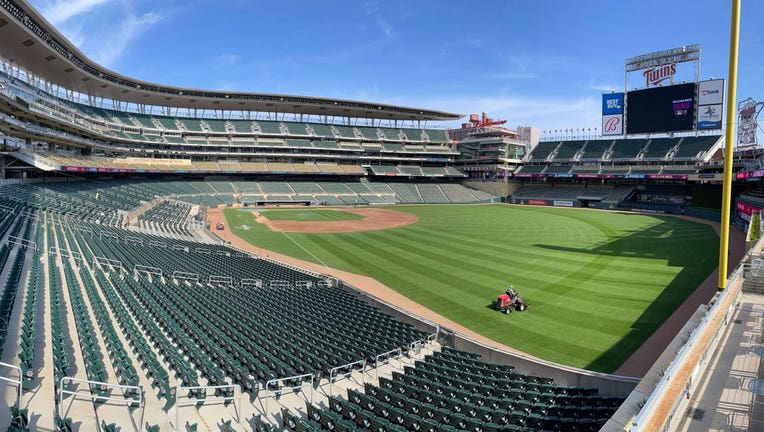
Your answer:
[631,208,668,215]
[575,173,600,178]
[737,169,764,179]
[689,173,722,181]
[553,200,574,207]
[602,93,624,115]
[602,114,623,135]
[697,79,725,130]
[737,201,761,223]
[528,199,547,206]
[697,104,723,130]
[698,79,725,105]
[647,174,689,180]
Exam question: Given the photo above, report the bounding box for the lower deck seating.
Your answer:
[0,181,623,430]
[282,347,623,432]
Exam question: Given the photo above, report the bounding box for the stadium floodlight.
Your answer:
[625,44,700,72]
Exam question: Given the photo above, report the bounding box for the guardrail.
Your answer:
[174,384,240,432]
[0,362,22,410]
[57,377,144,428]
[374,348,402,381]
[327,359,366,398]
[263,373,314,412]
[629,237,760,432]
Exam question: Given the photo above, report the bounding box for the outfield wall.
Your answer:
[339,280,640,398]
[463,180,521,197]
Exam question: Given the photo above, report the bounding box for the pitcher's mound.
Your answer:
[254,208,418,233]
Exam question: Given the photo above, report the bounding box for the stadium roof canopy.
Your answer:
[0,0,461,122]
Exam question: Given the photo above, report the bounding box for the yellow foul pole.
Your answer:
[718,0,741,289]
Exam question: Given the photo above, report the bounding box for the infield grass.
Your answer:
[258,209,364,222]
[224,204,718,372]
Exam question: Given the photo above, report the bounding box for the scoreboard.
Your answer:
[626,83,697,134]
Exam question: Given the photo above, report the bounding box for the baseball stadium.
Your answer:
[0,0,763,431]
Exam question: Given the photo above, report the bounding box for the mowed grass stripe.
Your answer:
[362,228,659,333]
[224,204,717,372]
[394,227,615,289]
[274,208,700,342]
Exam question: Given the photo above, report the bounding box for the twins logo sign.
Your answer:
[643,63,676,87]
[602,114,623,135]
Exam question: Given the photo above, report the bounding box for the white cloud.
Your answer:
[92,11,164,67]
[486,71,537,81]
[59,23,85,48]
[214,53,242,65]
[30,0,170,68]
[588,83,620,93]
[39,0,112,25]
[376,17,393,37]
[362,0,380,16]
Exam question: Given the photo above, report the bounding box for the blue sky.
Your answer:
[27,0,764,133]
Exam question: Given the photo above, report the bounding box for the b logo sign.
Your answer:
[602,114,623,135]
[604,117,620,132]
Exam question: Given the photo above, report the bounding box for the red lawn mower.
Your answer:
[494,286,530,314]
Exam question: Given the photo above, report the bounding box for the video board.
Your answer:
[626,83,696,134]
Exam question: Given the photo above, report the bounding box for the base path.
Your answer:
[209,207,745,378]
[253,207,419,233]
[208,207,529,356]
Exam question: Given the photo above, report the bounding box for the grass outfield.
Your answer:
[258,209,364,222]
[224,204,718,372]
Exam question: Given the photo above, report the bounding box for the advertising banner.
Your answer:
[553,200,574,207]
[647,174,689,180]
[528,199,547,206]
[698,79,725,105]
[696,79,724,130]
[602,93,624,115]
[737,201,761,223]
[697,104,723,130]
[602,114,623,135]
